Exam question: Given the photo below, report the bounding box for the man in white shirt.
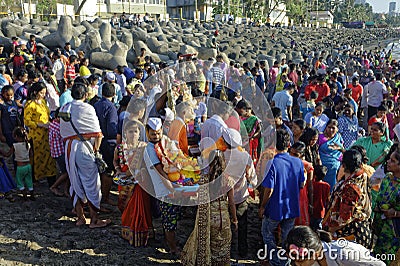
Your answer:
[52,53,65,93]
[361,72,388,127]
[222,128,257,258]
[98,72,123,108]
[271,82,295,124]
[199,103,230,151]
[114,66,127,96]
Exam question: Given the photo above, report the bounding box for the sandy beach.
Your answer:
[0,180,263,265]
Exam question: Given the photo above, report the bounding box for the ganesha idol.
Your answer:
[154,136,201,186]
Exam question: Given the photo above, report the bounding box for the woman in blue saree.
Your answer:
[318,119,344,191]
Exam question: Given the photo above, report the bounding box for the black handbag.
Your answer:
[59,111,108,174]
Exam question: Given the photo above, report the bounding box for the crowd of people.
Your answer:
[110,12,154,29]
[1,27,400,265]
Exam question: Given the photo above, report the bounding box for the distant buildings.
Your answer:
[74,0,167,20]
[167,0,288,24]
[354,0,366,4]
[167,0,214,21]
[309,11,334,28]
[389,1,397,16]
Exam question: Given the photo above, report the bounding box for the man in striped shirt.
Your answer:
[65,55,78,82]
[48,109,69,197]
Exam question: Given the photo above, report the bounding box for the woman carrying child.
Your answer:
[114,119,152,247]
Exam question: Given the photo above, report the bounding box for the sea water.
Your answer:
[387,41,400,60]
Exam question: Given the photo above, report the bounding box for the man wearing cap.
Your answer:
[94,83,118,206]
[259,129,305,266]
[144,117,181,256]
[271,82,295,124]
[222,128,257,258]
[98,72,123,108]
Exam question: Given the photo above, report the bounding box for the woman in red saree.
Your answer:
[113,120,152,247]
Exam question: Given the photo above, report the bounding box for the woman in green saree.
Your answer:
[236,100,262,166]
[373,147,400,264]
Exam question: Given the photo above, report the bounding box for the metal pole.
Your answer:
[195,0,198,20]
[316,0,318,27]
[164,0,166,21]
[29,0,32,19]
[20,0,25,18]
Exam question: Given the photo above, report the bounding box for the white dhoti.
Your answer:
[66,139,102,209]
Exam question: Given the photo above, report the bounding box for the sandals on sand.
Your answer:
[89,219,112,229]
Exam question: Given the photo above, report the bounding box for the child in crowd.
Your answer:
[299,90,317,119]
[311,165,330,230]
[49,109,69,197]
[11,126,33,200]
[87,74,100,101]
[368,104,388,136]
[0,142,16,202]
[0,85,20,147]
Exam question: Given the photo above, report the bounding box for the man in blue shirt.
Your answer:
[271,82,295,123]
[259,129,305,266]
[94,82,118,205]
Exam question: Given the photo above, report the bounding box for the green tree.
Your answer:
[331,1,373,23]
[263,0,286,21]
[74,0,86,16]
[286,0,306,23]
[212,0,246,19]
[0,0,18,13]
[36,0,57,19]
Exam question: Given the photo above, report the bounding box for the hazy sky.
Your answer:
[367,0,396,13]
